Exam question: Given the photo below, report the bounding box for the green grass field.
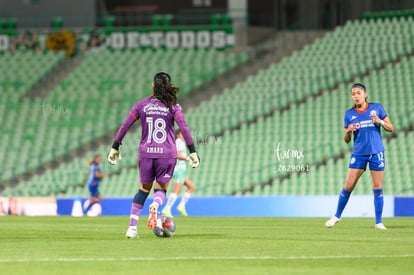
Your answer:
[0,216,413,274]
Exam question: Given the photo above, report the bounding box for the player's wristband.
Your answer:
[112,141,121,150]
[187,144,196,153]
[380,120,385,126]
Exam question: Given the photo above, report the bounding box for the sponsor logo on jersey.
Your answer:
[144,103,169,115]
[358,119,375,128]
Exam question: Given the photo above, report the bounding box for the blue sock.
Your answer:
[373,188,384,224]
[83,201,95,214]
[334,188,352,218]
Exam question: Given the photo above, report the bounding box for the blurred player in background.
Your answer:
[107,72,200,238]
[325,83,394,230]
[84,154,109,215]
[162,130,195,217]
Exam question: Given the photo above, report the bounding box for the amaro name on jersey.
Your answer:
[147,147,164,154]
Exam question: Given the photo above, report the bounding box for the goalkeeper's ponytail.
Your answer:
[153,72,179,111]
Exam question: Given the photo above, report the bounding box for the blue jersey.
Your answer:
[344,102,387,155]
[87,163,101,185]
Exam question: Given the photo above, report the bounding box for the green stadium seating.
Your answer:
[0,48,248,184]
[361,9,414,21]
[186,16,414,139]
[2,17,414,198]
[0,51,65,182]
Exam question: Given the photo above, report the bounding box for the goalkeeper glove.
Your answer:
[107,141,122,165]
[188,152,200,168]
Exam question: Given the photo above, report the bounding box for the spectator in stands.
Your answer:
[85,29,105,52]
[107,72,200,238]
[12,31,41,52]
[162,130,196,217]
[83,155,109,215]
[325,83,394,230]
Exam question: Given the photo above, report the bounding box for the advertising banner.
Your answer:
[0,26,234,52]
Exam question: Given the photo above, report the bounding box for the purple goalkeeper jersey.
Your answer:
[114,96,194,159]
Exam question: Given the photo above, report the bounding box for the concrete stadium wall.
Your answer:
[0,0,95,28]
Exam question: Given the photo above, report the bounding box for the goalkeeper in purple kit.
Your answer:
[107,72,200,238]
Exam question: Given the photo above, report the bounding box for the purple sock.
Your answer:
[129,202,142,226]
[152,189,166,207]
[129,189,149,226]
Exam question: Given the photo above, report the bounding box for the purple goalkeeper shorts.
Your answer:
[138,157,177,184]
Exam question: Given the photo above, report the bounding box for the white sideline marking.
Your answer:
[0,254,413,263]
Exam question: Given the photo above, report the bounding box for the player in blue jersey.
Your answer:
[325,83,394,230]
[107,72,200,238]
[162,130,196,217]
[84,155,109,215]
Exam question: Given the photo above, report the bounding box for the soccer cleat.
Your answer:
[375,223,387,230]
[125,226,138,238]
[177,204,188,216]
[147,203,158,230]
[324,217,340,228]
[162,206,173,218]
